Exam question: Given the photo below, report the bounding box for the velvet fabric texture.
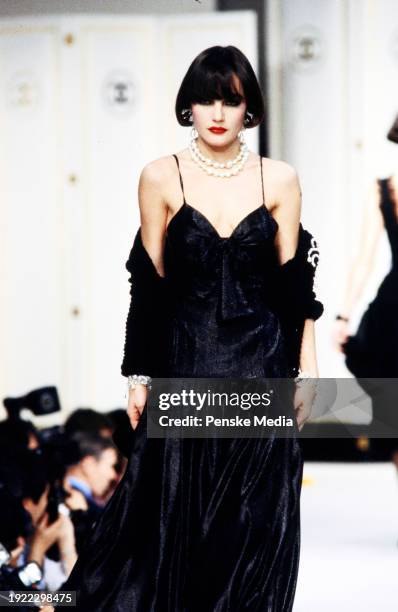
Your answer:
[60,168,323,611]
[120,221,323,381]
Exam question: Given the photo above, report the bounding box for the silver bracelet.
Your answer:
[127,374,152,391]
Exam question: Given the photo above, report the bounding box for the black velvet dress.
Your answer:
[59,156,322,611]
[344,177,398,377]
[344,177,398,448]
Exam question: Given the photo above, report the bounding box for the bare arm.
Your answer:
[127,159,168,429]
[138,160,169,278]
[339,181,384,317]
[271,162,319,373]
[299,320,319,376]
[295,318,319,430]
[271,163,319,430]
[271,161,301,265]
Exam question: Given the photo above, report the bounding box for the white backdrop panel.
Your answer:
[1,12,258,418]
[281,0,349,376]
[0,24,64,412]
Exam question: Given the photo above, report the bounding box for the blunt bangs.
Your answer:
[175,45,264,129]
[190,70,245,106]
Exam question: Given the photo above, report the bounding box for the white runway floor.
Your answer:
[294,462,398,611]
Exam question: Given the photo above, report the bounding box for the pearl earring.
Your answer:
[190,126,198,141]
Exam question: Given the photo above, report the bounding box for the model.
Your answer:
[333,116,398,450]
[57,45,323,611]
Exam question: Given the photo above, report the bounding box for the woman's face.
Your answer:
[191,75,247,148]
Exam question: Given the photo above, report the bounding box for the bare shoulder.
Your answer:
[139,154,178,190]
[261,158,301,214]
[262,157,300,188]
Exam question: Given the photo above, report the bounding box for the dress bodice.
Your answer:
[164,199,279,323]
[120,153,323,380]
[160,154,288,379]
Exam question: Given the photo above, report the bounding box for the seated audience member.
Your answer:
[63,432,118,517]
[0,489,44,612]
[0,450,77,592]
[63,408,113,438]
[65,408,128,489]
[0,418,40,452]
[0,489,33,586]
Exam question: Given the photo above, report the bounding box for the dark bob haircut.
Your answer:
[175,45,264,129]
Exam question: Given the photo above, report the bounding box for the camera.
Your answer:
[3,386,60,420]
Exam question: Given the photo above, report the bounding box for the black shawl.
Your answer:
[121,224,323,380]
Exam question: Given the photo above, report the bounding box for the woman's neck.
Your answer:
[196,137,241,161]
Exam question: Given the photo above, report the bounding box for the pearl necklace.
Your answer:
[189,136,249,178]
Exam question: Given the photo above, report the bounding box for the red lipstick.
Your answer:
[208,127,227,134]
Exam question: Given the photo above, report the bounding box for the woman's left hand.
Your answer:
[293,383,316,431]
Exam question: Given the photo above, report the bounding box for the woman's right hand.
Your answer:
[127,384,148,430]
[331,320,350,352]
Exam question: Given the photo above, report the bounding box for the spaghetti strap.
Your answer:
[259,156,265,205]
[173,154,185,202]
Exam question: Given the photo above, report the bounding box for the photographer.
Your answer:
[0,449,77,592]
[0,488,66,612]
[63,408,113,439]
[0,418,40,452]
[0,489,35,595]
[63,432,118,518]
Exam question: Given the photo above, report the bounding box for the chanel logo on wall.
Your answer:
[102,70,137,116]
[288,25,323,72]
[6,71,40,110]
